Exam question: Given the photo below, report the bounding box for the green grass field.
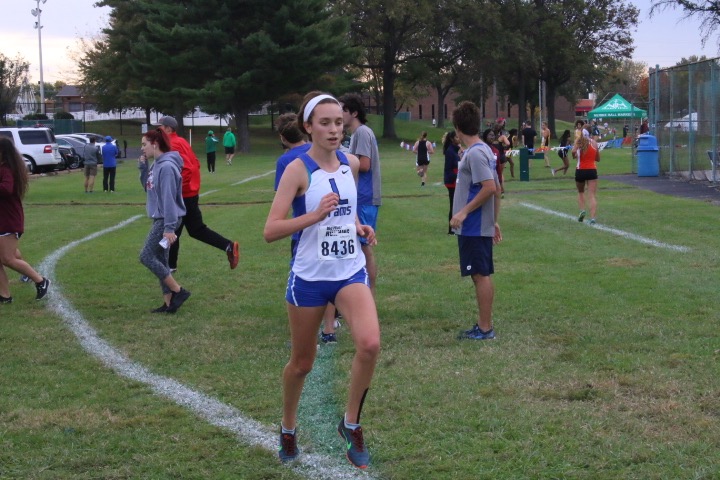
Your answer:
[1,117,718,479]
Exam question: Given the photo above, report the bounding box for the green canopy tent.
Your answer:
[588,94,646,120]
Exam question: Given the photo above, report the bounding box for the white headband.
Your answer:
[303,94,340,122]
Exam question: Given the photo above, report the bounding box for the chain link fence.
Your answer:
[649,58,720,182]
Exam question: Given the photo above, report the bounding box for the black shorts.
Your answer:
[225,146,235,154]
[575,169,598,182]
[458,235,494,277]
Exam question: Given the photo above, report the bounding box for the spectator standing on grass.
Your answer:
[82,136,101,193]
[521,121,537,154]
[223,127,236,165]
[339,93,382,296]
[551,129,572,176]
[101,136,119,192]
[572,128,600,224]
[0,137,50,304]
[640,118,649,134]
[137,129,190,313]
[155,116,240,272]
[413,131,434,187]
[450,101,502,341]
[443,130,461,235]
[205,130,218,173]
[264,92,380,469]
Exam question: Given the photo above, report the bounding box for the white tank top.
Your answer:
[291,151,366,281]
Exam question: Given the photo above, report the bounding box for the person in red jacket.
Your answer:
[155,116,240,270]
[0,137,50,303]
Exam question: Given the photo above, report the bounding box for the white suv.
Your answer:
[0,127,63,174]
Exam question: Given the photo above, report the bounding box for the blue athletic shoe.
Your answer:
[278,430,299,462]
[588,218,596,225]
[338,419,369,469]
[458,324,495,340]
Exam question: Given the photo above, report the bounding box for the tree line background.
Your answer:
[2,0,719,150]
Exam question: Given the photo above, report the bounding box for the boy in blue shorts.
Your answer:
[450,101,503,340]
[339,93,382,296]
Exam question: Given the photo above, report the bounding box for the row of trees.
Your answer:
[80,0,643,148]
[82,0,718,149]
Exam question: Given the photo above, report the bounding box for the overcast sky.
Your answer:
[1,0,718,85]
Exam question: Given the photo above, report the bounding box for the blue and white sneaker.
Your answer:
[458,324,495,340]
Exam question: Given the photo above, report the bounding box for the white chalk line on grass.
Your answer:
[200,170,274,197]
[519,202,691,253]
[232,170,275,186]
[39,207,372,477]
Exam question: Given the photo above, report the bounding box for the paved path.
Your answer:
[603,174,720,205]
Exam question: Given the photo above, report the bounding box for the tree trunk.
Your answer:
[382,62,397,139]
[436,85,447,129]
[545,85,557,139]
[517,70,527,130]
[233,105,251,153]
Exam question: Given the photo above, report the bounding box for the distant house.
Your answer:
[574,98,595,119]
[56,85,96,113]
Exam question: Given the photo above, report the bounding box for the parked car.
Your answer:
[56,134,100,165]
[56,133,105,165]
[56,138,83,169]
[0,127,63,174]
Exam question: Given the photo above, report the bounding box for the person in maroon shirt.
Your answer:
[0,137,50,303]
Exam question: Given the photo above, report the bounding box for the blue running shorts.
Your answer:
[286,267,369,307]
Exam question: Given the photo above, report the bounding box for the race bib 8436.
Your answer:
[317,224,358,260]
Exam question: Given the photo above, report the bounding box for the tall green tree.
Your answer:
[494,0,638,136]
[198,0,354,152]
[0,53,29,126]
[407,0,503,129]
[331,0,436,139]
[91,0,352,151]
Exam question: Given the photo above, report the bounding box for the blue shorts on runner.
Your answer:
[286,268,369,307]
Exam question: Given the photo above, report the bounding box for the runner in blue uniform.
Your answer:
[264,92,380,469]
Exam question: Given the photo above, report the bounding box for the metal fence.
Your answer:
[649,57,720,182]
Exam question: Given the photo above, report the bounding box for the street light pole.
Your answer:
[31,0,47,115]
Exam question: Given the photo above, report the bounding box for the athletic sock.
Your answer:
[344,414,360,431]
[281,424,296,435]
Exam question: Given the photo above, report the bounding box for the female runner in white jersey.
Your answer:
[263,92,380,469]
